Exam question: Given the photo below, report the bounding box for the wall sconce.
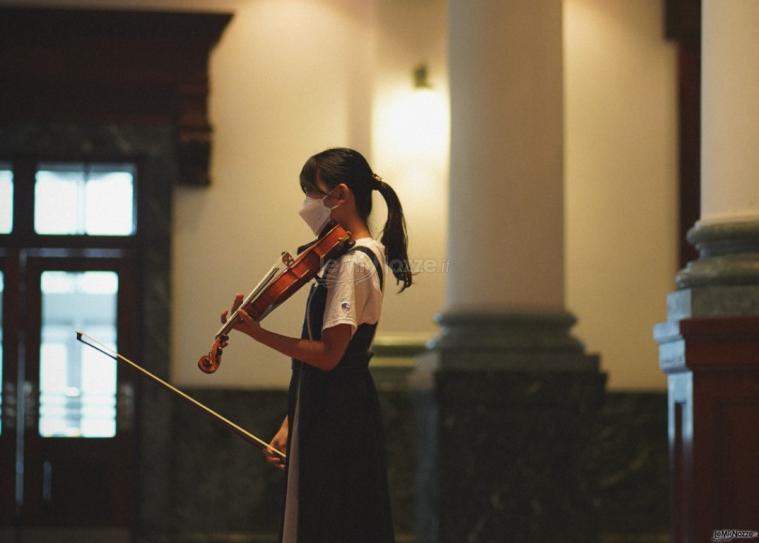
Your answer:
[372,61,448,202]
[413,63,432,89]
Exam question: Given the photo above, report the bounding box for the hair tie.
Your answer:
[372,174,384,191]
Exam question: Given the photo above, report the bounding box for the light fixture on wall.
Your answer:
[372,60,449,204]
[381,62,444,158]
[413,63,432,89]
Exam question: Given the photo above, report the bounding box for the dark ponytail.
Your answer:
[299,147,413,292]
[373,175,413,291]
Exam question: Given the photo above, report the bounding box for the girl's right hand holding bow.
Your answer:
[263,416,288,470]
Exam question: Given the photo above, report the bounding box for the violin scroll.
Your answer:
[198,335,226,374]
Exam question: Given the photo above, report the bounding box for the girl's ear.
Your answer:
[324,183,349,208]
[336,182,351,203]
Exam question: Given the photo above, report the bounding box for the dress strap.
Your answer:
[312,244,385,291]
[348,245,385,292]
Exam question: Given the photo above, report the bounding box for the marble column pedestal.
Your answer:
[412,311,605,543]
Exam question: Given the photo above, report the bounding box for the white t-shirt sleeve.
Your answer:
[321,251,379,336]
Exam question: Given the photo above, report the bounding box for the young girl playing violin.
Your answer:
[221,148,412,543]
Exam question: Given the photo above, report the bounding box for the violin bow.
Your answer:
[76,331,287,459]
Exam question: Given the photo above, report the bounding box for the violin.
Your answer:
[197,223,354,374]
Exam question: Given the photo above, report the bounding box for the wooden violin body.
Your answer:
[198,224,353,373]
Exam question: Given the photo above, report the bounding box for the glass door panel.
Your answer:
[39,271,118,438]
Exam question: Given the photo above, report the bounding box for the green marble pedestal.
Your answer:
[412,311,605,543]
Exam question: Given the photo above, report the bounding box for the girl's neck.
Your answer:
[340,216,371,240]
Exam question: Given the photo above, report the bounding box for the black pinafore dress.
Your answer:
[279,244,395,543]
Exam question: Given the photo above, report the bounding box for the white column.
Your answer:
[701,0,759,224]
[447,0,564,313]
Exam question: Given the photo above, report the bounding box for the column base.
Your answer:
[675,219,759,289]
[413,310,604,543]
[425,309,595,371]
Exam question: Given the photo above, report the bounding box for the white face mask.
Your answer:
[298,188,339,236]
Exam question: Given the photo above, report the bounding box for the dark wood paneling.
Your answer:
[0,7,231,185]
[0,253,19,525]
[664,0,701,43]
[677,43,700,268]
[665,0,702,268]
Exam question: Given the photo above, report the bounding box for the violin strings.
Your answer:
[75,331,287,459]
[214,262,283,338]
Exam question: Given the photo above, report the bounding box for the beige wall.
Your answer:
[564,0,678,390]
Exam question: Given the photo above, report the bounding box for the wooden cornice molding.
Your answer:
[0,7,232,185]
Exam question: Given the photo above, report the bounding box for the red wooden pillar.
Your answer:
[656,316,759,542]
